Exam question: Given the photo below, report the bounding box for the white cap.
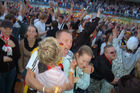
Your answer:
[127,36,139,51]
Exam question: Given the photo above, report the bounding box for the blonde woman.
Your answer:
[35,37,70,93]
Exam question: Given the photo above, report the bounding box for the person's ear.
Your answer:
[75,53,79,58]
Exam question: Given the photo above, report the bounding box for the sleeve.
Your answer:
[26,51,39,72]
[87,17,100,35]
[101,68,115,83]
[135,47,140,61]
[0,48,4,63]
[34,22,42,34]
[62,58,71,77]
[91,37,97,47]
[112,38,121,53]
[117,30,125,42]
[99,61,115,83]
[17,14,23,22]
[76,73,90,90]
[100,43,106,55]
[12,38,20,62]
[73,20,80,30]
[0,12,8,20]
[18,40,24,73]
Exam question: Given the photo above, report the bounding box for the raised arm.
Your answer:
[86,9,101,35]
[4,0,8,13]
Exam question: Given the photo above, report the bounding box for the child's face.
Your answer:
[1,27,12,37]
[76,53,92,69]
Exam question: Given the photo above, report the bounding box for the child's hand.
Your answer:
[83,65,94,74]
[74,77,79,83]
[70,59,77,70]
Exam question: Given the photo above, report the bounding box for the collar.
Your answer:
[0,33,10,46]
[104,54,112,65]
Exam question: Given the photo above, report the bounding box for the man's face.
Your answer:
[58,17,63,24]
[105,47,116,61]
[1,27,12,37]
[58,32,73,56]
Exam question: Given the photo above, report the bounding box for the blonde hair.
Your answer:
[38,37,62,65]
[135,58,140,79]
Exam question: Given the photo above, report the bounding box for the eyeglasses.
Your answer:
[109,51,116,54]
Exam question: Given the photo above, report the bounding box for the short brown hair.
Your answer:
[39,13,48,20]
[76,45,93,57]
[104,45,114,53]
[55,30,71,39]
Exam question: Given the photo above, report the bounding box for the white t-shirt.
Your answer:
[13,14,23,28]
[34,21,46,39]
[0,12,8,20]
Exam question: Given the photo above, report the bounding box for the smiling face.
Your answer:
[57,31,73,56]
[26,26,38,39]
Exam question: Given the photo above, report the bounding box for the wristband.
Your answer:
[42,86,45,93]
[69,68,74,73]
[69,71,73,75]
[54,87,59,93]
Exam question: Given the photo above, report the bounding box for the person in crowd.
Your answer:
[46,20,58,37]
[118,58,140,93]
[56,31,93,93]
[72,45,94,93]
[34,13,48,39]
[90,45,118,93]
[120,30,131,46]
[102,27,140,93]
[0,20,20,93]
[100,29,113,55]
[25,30,74,93]
[71,8,101,53]
[57,15,68,30]
[25,30,94,93]
[35,37,70,93]
[18,25,41,79]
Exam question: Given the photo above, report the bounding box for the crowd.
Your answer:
[0,0,140,93]
[1,0,140,19]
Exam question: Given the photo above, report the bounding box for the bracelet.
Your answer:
[42,86,46,93]
[69,71,73,75]
[54,87,59,93]
[69,68,74,73]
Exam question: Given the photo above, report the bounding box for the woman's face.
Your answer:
[26,26,37,39]
[76,53,92,69]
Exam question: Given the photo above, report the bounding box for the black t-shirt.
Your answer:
[91,55,115,83]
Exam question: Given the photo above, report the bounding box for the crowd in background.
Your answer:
[0,0,140,93]
[2,0,140,19]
